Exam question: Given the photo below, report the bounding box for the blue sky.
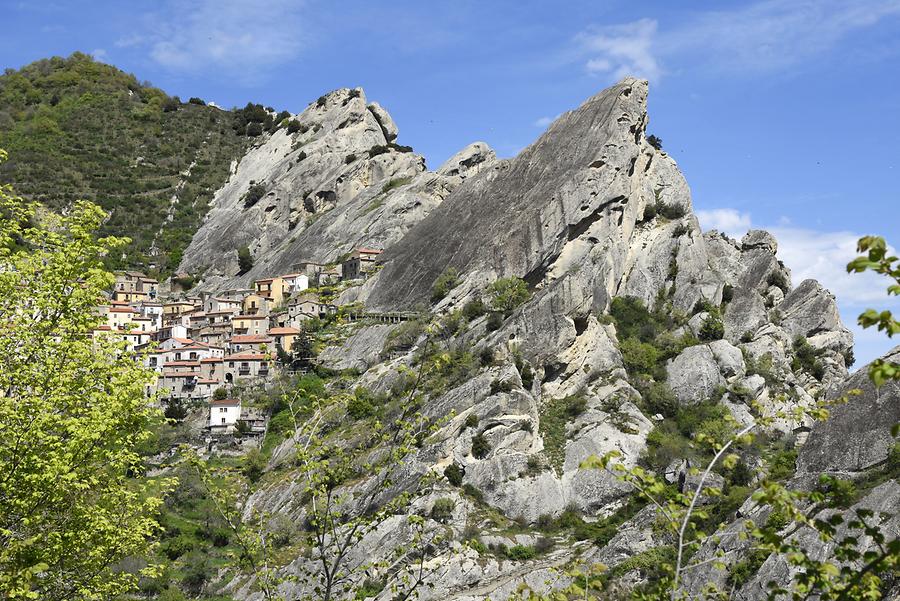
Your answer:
[3,0,899,365]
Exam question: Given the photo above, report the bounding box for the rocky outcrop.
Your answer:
[186,78,871,601]
[780,279,852,349]
[178,88,496,290]
[317,323,397,372]
[797,346,900,474]
[679,347,900,600]
[667,344,728,404]
[365,78,698,313]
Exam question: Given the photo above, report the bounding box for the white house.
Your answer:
[205,297,243,314]
[137,302,164,330]
[209,398,242,432]
[281,273,310,295]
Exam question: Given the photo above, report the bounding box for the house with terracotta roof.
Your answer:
[268,326,301,353]
[144,342,223,372]
[285,293,334,326]
[290,260,326,278]
[187,311,209,329]
[150,326,190,345]
[163,301,198,318]
[163,360,201,374]
[195,326,230,349]
[341,248,382,280]
[105,305,140,330]
[205,309,239,325]
[136,302,164,329]
[112,288,149,303]
[131,316,156,333]
[200,357,225,382]
[156,371,202,401]
[227,334,273,355]
[205,296,243,314]
[138,276,159,299]
[114,270,145,294]
[242,293,272,316]
[114,271,158,299]
[280,273,310,295]
[124,329,152,350]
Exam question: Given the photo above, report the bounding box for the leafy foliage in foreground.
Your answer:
[0,53,249,274]
[0,153,171,599]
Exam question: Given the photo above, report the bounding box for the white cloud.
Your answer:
[575,0,900,82]
[696,208,752,239]
[663,0,900,74]
[576,18,661,82]
[121,0,308,80]
[769,226,898,306]
[90,48,108,63]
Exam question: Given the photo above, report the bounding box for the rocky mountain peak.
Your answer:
[365,77,654,310]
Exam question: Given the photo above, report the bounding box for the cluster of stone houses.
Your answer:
[92,249,383,435]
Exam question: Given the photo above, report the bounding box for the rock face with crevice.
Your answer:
[177,78,889,601]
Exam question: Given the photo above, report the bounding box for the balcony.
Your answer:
[238,368,251,376]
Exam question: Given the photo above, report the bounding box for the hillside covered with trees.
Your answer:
[0,53,251,274]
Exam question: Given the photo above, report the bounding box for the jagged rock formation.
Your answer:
[178,88,495,289]
[178,78,887,600]
[680,346,900,600]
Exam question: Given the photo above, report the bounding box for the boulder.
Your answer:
[723,288,767,341]
[741,230,778,254]
[708,339,745,378]
[797,346,900,474]
[367,101,398,141]
[667,344,727,404]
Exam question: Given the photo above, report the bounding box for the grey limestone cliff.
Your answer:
[178,78,881,601]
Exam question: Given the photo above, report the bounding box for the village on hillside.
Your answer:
[93,248,386,439]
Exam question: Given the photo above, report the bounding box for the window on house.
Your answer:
[221,417,226,424]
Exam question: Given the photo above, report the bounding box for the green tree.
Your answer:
[238,245,254,273]
[488,276,529,314]
[698,312,725,341]
[431,267,460,303]
[0,150,172,599]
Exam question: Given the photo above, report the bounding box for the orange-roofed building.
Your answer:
[268,326,301,353]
